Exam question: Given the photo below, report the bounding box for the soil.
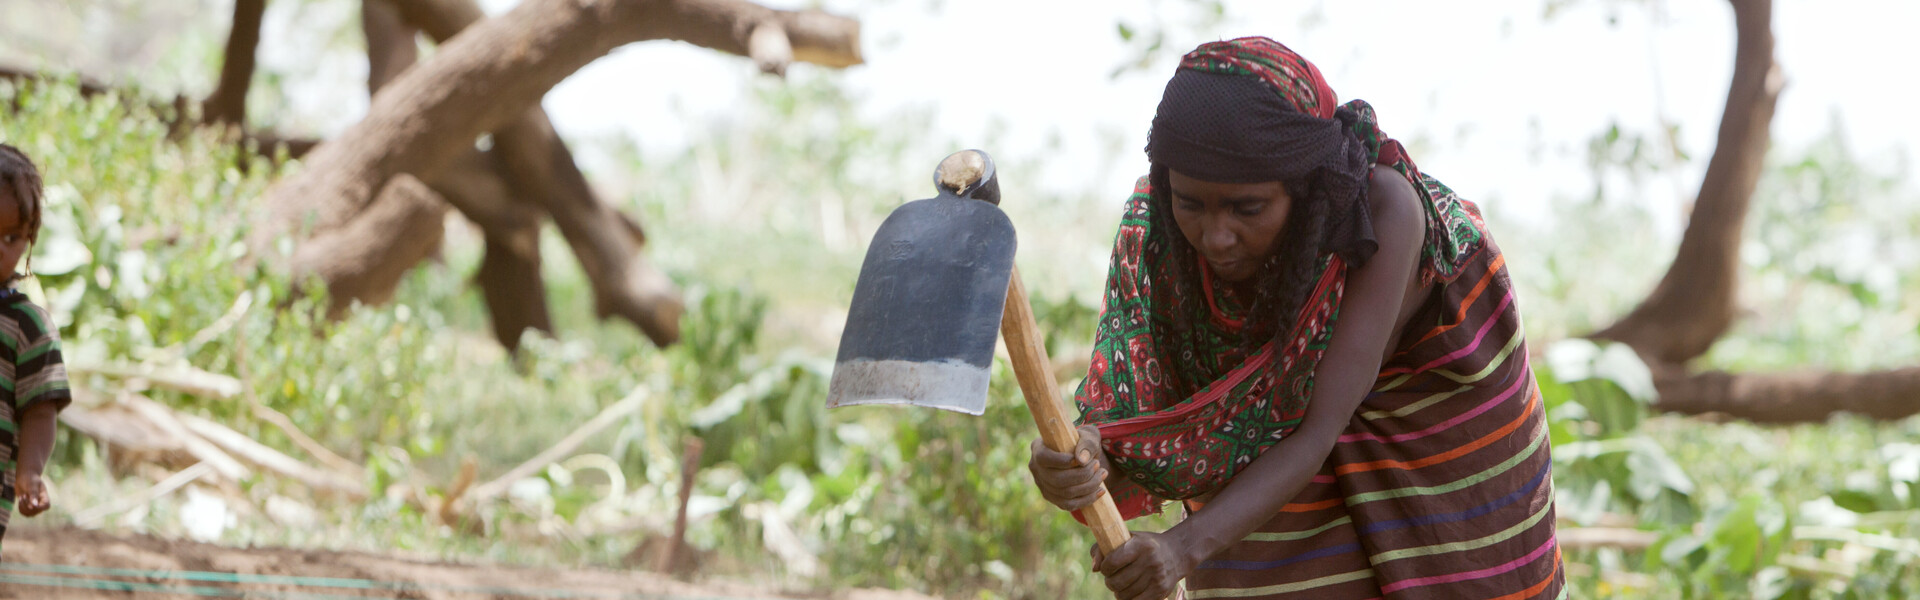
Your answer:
[0,525,940,600]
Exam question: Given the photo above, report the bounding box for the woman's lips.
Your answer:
[1209,259,1249,275]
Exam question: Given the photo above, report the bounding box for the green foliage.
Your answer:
[1524,119,1920,598]
[9,50,1920,600]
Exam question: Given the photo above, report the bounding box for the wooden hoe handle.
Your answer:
[937,149,1130,554]
[1001,265,1132,554]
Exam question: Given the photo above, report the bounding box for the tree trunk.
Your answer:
[204,0,267,127]
[1584,1,1920,424]
[260,0,860,345]
[1590,0,1782,366]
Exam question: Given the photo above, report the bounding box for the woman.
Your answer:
[1029,37,1563,599]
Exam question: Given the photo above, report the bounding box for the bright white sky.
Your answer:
[454,0,1918,235]
[6,0,1912,233]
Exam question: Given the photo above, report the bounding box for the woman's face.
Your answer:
[1168,169,1293,282]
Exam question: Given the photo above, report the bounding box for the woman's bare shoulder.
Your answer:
[1367,164,1423,244]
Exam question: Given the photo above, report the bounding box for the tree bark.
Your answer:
[394,0,657,347]
[363,0,419,94]
[430,149,554,350]
[1583,1,1920,424]
[261,0,860,239]
[291,175,448,317]
[1590,0,1782,366]
[389,0,487,43]
[203,0,267,127]
[287,0,450,317]
[1653,367,1920,423]
[493,110,683,344]
[261,0,860,345]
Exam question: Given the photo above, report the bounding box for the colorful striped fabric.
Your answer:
[1182,179,1562,598]
[0,288,71,546]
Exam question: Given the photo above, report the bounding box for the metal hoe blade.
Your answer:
[827,151,1015,415]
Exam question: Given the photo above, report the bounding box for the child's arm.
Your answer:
[13,401,57,516]
[12,301,70,517]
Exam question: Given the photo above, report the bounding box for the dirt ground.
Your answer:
[0,525,940,600]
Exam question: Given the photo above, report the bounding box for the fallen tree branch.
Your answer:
[121,394,250,482]
[465,387,649,503]
[364,0,420,94]
[246,400,365,480]
[177,413,368,499]
[1653,365,1920,423]
[423,148,554,350]
[1556,527,1660,552]
[290,174,450,315]
[231,299,367,479]
[69,362,243,400]
[70,462,215,528]
[262,0,862,346]
[391,0,679,346]
[437,454,478,526]
[492,111,683,344]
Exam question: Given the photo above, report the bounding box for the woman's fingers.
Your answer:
[1030,436,1086,469]
[1104,559,1147,595]
[1075,424,1103,464]
[1055,475,1106,510]
[1098,537,1141,577]
[1117,566,1171,600]
[1061,469,1109,497]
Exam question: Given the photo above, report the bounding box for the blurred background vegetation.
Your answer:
[3,0,1919,599]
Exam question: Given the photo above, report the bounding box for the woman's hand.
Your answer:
[1092,530,1195,600]
[1028,424,1111,511]
[14,468,51,517]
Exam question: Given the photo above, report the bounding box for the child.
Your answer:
[0,142,70,549]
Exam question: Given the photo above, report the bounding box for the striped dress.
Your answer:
[0,288,72,545]
[1182,184,1562,598]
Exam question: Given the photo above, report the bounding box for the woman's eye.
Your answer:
[1,235,17,244]
[1234,203,1264,216]
[1176,201,1204,212]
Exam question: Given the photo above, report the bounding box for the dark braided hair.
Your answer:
[0,143,45,279]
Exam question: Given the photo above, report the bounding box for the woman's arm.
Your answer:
[1094,166,1428,599]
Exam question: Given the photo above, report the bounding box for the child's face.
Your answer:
[0,189,30,277]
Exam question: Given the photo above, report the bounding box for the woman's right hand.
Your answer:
[1028,424,1112,512]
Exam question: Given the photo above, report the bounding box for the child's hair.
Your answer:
[0,143,43,240]
[0,143,45,278]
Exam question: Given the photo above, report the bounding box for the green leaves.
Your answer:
[1647,494,1794,596]
[1545,338,1656,439]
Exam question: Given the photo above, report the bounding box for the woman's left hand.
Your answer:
[1092,530,1195,600]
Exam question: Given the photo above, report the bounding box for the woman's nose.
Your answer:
[1201,218,1236,255]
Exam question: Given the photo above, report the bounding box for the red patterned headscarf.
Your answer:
[1074,37,1428,519]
